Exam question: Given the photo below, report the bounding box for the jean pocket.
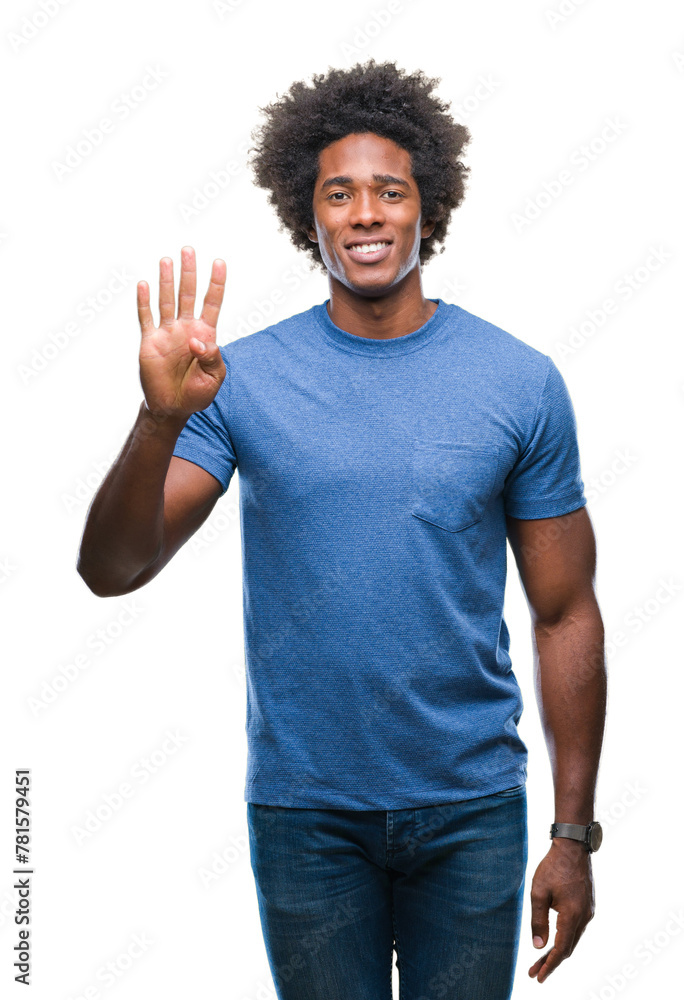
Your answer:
[410,440,500,532]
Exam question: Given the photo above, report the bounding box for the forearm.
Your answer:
[532,599,607,824]
[77,400,187,596]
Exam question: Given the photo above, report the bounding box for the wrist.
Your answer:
[139,399,188,433]
[550,835,588,855]
[133,401,188,452]
[550,819,603,853]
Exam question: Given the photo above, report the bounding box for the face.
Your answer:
[307,132,435,297]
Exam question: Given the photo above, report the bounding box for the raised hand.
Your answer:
[137,246,227,421]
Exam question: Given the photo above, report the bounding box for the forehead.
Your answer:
[316,132,413,183]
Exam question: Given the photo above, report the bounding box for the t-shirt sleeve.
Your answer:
[503,356,587,519]
[171,349,237,496]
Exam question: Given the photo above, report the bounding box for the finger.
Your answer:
[567,916,589,957]
[532,911,579,983]
[530,887,550,952]
[528,948,551,978]
[177,245,197,320]
[189,338,224,374]
[158,256,175,327]
[137,280,155,336]
[199,258,226,331]
[532,945,564,984]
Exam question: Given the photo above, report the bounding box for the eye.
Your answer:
[383,190,404,199]
[326,191,349,201]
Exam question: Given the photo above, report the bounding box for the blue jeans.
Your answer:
[247,784,527,999]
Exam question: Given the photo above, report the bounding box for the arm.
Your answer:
[77,247,228,597]
[77,412,223,596]
[506,505,607,985]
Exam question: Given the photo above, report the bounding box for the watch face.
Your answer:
[589,822,603,852]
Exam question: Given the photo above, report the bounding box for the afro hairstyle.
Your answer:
[248,59,472,272]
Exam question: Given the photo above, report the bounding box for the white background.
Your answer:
[2,0,683,997]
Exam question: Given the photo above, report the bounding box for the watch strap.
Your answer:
[550,822,588,843]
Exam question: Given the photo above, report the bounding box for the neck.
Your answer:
[326,268,437,340]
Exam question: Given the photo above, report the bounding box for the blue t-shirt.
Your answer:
[172,298,587,809]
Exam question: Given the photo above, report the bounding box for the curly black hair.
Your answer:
[248,59,471,272]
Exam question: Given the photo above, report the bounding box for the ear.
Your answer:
[420,218,436,240]
[307,224,318,244]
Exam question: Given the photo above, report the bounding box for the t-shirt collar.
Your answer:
[314,297,449,357]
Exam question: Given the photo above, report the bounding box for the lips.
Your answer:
[345,241,393,264]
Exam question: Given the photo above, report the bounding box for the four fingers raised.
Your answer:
[137,249,226,334]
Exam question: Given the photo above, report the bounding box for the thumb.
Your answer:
[531,890,550,950]
[190,338,223,370]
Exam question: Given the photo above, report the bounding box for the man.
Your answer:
[78,59,606,999]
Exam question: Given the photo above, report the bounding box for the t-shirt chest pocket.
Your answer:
[410,440,500,532]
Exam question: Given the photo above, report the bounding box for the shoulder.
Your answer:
[218,302,321,367]
[447,302,549,369]
[443,301,553,407]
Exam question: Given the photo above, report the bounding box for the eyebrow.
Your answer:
[320,173,411,190]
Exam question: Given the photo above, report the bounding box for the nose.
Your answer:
[347,189,386,229]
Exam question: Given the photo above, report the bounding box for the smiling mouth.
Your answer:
[347,241,392,254]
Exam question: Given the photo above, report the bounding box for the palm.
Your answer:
[137,247,227,419]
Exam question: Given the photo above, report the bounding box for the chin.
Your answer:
[339,267,402,296]
[345,279,396,298]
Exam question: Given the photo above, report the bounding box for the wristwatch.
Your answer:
[550,821,603,853]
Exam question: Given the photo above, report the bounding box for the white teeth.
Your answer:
[349,242,390,254]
